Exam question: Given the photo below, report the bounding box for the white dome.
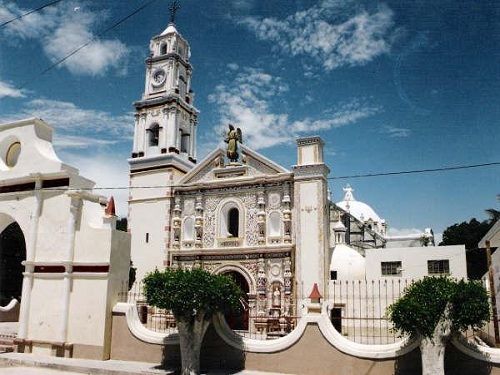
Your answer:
[330,244,366,280]
[336,200,382,223]
[336,184,383,224]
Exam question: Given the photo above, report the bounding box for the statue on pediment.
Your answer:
[225,124,242,163]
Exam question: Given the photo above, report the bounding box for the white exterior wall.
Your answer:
[129,169,178,281]
[365,245,467,280]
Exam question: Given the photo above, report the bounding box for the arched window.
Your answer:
[183,217,194,241]
[228,208,239,237]
[180,133,190,153]
[160,43,167,55]
[148,124,160,146]
[219,201,243,241]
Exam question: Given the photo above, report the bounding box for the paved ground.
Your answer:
[0,353,291,375]
[0,366,83,375]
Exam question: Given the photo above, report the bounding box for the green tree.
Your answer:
[116,217,128,232]
[143,268,242,375]
[440,211,498,279]
[439,218,491,250]
[388,277,490,375]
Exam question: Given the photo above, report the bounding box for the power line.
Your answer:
[20,0,158,88]
[328,161,500,180]
[0,0,64,28]
[16,160,500,192]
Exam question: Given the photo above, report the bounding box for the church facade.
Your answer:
[128,19,440,332]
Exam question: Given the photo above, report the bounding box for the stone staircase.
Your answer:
[0,332,16,353]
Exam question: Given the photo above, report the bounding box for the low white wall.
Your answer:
[365,245,467,280]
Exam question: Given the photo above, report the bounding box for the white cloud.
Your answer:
[62,152,129,217]
[383,125,411,138]
[21,99,132,138]
[232,0,255,11]
[1,1,129,76]
[2,98,133,149]
[0,80,25,98]
[53,134,119,149]
[387,227,425,237]
[240,1,395,71]
[209,68,378,149]
[227,63,239,71]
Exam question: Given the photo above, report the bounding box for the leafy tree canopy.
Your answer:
[143,268,242,322]
[388,277,490,339]
[439,218,492,250]
[439,210,498,279]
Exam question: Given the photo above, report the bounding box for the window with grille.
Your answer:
[427,260,450,275]
[381,261,402,276]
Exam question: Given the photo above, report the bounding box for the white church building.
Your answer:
[125,18,467,334]
[0,12,468,352]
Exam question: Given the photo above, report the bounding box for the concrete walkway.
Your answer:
[0,352,291,375]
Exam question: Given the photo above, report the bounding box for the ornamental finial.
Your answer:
[343,184,355,202]
[169,0,181,24]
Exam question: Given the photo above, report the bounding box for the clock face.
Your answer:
[152,69,166,86]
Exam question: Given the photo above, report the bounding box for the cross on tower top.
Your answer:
[169,0,181,24]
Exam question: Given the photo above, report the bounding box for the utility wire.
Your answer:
[0,0,64,28]
[20,0,158,89]
[18,160,500,192]
[328,161,500,180]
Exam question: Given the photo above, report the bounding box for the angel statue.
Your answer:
[225,124,242,162]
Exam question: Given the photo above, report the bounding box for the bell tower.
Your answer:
[128,4,198,281]
[130,1,198,167]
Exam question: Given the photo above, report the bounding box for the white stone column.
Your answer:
[18,176,42,339]
[189,121,195,158]
[139,113,147,153]
[59,196,82,343]
[192,121,197,160]
[160,108,169,150]
[165,108,177,151]
[293,137,330,316]
[132,114,140,154]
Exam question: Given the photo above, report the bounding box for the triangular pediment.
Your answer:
[180,145,289,185]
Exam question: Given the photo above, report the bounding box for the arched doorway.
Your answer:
[223,271,249,331]
[0,222,26,306]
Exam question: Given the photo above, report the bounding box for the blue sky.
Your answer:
[0,0,498,240]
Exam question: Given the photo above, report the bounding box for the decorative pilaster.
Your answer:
[257,191,266,245]
[282,182,292,243]
[60,195,83,343]
[18,176,43,340]
[194,195,203,248]
[172,197,182,249]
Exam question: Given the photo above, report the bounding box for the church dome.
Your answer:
[330,244,366,280]
[336,184,383,224]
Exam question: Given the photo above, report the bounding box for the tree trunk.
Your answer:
[176,312,211,375]
[420,304,452,375]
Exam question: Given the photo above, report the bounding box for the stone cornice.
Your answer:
[134,95,199,115]
[296,136,324,146]
[293,164,330,180]
[146,53,192,71]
